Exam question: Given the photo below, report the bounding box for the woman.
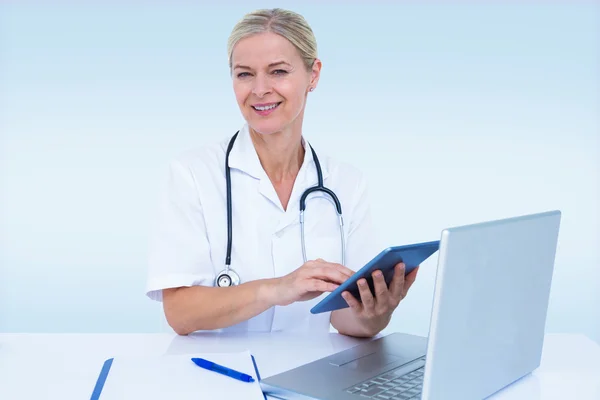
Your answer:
[146,8,418,337]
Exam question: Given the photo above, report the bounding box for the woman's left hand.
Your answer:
[341,263,418,335]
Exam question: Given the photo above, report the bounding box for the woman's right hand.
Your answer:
[267,259,355,306]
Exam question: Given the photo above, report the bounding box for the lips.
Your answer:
[251,101,282,116]
[251,102,281,111]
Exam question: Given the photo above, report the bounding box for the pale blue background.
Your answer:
[1,2,598,344]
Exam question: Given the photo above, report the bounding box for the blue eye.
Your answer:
[237,72,250,78]
[273,69,288,75]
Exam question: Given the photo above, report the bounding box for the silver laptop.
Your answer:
[260,210,561,400]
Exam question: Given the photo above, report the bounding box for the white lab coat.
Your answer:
[146,123,380,333]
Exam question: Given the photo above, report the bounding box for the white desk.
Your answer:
[0,332,598,399]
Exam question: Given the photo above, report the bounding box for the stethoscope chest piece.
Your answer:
[215,268,241,287]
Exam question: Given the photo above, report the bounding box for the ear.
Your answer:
[308,58,322,91]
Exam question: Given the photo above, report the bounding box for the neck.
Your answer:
[249,125,305,183]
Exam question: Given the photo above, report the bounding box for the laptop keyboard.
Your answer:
[345,358,425,399]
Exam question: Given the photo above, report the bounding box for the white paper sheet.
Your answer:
[97,350,265,399]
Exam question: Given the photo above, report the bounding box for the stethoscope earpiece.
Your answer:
[219,131,345,288]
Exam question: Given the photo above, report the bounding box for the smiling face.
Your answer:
[231,31,321,136]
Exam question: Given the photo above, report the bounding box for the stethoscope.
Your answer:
[215,131,346,287]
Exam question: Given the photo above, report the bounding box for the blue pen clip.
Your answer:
[191,358,255,383]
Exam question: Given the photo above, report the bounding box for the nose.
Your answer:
[251,74,272,98]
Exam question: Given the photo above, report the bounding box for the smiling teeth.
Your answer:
[254,103,279,111]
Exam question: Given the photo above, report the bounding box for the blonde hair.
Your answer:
[227,8,318,72]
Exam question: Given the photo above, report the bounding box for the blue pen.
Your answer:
[191,358,255,382]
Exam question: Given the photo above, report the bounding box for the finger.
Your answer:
[334,263,355,278]
[403,266,419,294]
[371,270,390,302]
[357,278,375,310]
[389,263,406,300]
[313,260,355,278]
[309,279,339,293]
[312,266,351,285]
[341,291,362,312]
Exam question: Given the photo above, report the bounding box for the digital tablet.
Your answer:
[310,240,440,314]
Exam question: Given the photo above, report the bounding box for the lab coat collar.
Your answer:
[227,123,329,185]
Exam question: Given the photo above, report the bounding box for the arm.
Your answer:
[147,158,263,334]
[163,279,276,335]
[164,260,353,335]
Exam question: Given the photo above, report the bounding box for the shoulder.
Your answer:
[165,135,231,179]
[153,134,234,204]
[317,152,371,217]
[321,153,369,191]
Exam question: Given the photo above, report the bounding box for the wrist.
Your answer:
[257,278,281,308]
[332,308,391,338]
[361,313,392,336]
[349,319,383,338]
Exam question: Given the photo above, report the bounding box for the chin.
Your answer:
[247,118,288,136]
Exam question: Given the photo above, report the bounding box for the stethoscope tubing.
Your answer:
[216,131,345,287]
